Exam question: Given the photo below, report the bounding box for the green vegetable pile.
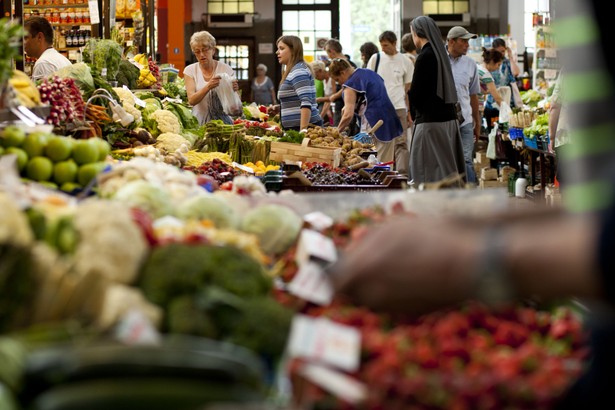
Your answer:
[116,60,140,90]
[0,18,23,86]
[523,112,550,139]
[82,38,123,82]
[137,243,293,362]
[162,78,188,104]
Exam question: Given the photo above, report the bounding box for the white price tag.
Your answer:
[304,211,334,231]
[88,0,100,25]
[295,229,337,267]
[299,363,367,404]
[287,261,333,305]
[114,309,161,346]
[232,162,255,174]
[545,69,558,80]
[545,48,557,58]
[287,315,361,372]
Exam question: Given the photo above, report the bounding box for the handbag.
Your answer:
[455,102,464,124]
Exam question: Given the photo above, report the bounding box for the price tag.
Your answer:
[304,211,333,231]
[88,0,100,25]
[232,162,255,174]
[545,48,557,58]
[545,69,558,80]
[162,97,183,104]
[299,363,367,404]
[287,314,361,372]
[114,309,161,346]
[295,229,337,267]
[287,261,333,305]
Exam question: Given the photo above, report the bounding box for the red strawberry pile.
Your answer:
[275,207,591,409]
[290,301,588,410]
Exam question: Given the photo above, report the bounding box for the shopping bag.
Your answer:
[499,101,513,124]
[511,82,523,108]
[216,73,243,116]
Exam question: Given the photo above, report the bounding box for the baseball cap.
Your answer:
[447,26,477,40]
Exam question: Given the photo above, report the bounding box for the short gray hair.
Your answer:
[310,61,326,72]
[256,63,267,72]
[190,31,216,49]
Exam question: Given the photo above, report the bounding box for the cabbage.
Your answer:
[54,62,95,95]
[241,204,303,255]
[176,193,238,228]
[112,180,174,219]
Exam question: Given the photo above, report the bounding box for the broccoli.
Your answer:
[227,297,294,362]
[138,243,272,308]
[166,295,218,338]
[116,60,140,89]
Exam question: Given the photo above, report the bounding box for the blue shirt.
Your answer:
[449,53,480,127]
[343,68,402,142]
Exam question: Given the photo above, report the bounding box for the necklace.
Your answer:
[201,61,217,81]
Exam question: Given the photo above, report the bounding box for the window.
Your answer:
[208,0,254,14]
[278,0,337,63]
[216,44,251,81]
[423,0,469,14]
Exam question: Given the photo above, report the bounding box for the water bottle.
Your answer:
[515,175,528,198]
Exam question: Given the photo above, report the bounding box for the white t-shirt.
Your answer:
[367,51,414,110]
[183,61,235,125]
[32,48,72,82]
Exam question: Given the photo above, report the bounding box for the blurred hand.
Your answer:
[328,215,483,315]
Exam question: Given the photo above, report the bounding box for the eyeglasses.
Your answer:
[192,46,213,55]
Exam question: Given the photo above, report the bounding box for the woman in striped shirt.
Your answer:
[276,35,323,131]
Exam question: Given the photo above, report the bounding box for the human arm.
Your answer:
[328,208,602,315]
[336,88,357,133]
[185,72,221,107]
[506,48,521,77]
[548,103,561,152]
[269,79,277,104]
[486,82,503,107]
[471,94,481,140]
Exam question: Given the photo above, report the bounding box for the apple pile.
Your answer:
[0,125,111,193]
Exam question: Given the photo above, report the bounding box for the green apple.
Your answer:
[38,181,59,190]
[60,182,83,193]
[0,125,26,147]
[72,139,100,165]
[53,159,78,185]
[0,146,5,156]
[78,161,107,186]
[5,147,29,172]
[45,136,74,162]
[26,156,54,182]
[22,131,51,158]
[91,137,111,161]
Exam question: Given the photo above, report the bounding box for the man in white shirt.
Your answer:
[447,26,481,184]
[367,31,414,177]
[24,17,72,82]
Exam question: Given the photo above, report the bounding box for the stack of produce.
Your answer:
[8,70,41,108]
[0,125,110,192]
[272,207,590,409]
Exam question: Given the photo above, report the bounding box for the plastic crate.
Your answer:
[523,135,538,149]
[509,127,524,140]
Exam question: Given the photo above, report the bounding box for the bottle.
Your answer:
[66,30,73,46]
[78,30,85,46]
[515,175,528,198]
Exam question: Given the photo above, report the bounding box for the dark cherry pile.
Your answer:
[303,162,379,185]
[183,158,237,184]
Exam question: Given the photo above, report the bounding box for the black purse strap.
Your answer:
[375,52,381,73]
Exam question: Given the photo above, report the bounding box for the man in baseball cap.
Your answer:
[447,26,478,40]
[446,25,481,183]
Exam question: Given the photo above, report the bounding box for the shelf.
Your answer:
[51,23,92,27]
[24,4,89,9]
[57,46,84,51]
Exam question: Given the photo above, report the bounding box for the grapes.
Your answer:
[303,162,380,186]
[182,158,237,184]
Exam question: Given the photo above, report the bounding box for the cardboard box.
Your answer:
[479,179,508,189]
[480,167,498,181]
[475,151,490,165]
[500,166,516,182]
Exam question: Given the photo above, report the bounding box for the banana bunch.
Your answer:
[134,54,157,88]
[9,69,41,108]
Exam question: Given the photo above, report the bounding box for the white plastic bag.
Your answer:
[486,124,498,160]
[499,101,513,124]
[216,73,242,116]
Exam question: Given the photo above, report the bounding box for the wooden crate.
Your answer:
[270,139,341,168]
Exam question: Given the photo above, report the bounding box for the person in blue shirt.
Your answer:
[276,35,323,131]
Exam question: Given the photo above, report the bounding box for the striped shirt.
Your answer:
[555,0,615,214]
[278,61,322,130]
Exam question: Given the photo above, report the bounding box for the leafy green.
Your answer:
[83,38,123,82]
[53,62,95,96]
[116,60,140,89]
[0,18,24,85]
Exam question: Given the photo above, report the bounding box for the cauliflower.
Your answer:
[147,109,181,136]
[113,87,135,106]
[176,192,239,228]
[0,193,34,247]
[122,102,142,125]
[155,132,190,153]
[72,198,149,284]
